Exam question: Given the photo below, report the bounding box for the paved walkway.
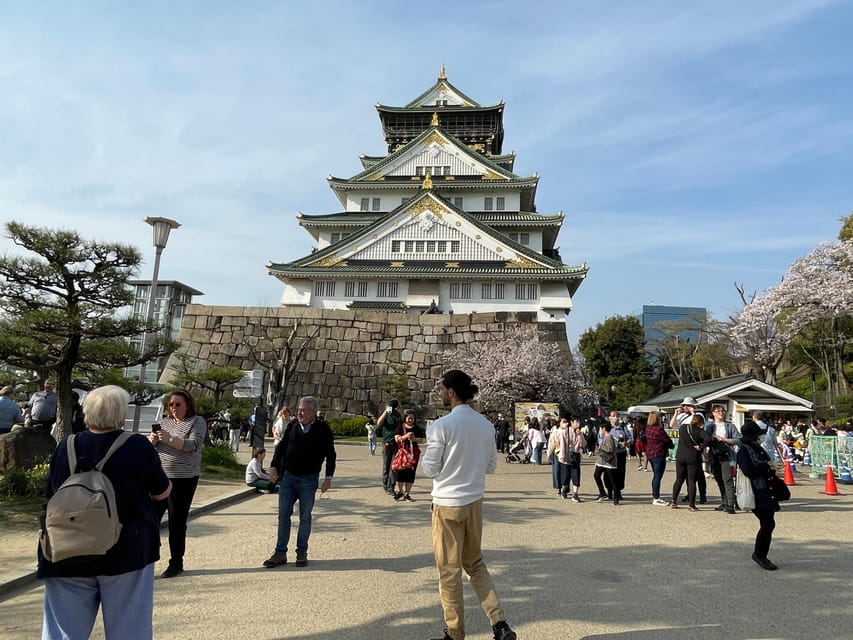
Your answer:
[2,443,852,639]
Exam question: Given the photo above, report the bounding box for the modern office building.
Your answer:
[640,304,708,347]
[125,280,203,383]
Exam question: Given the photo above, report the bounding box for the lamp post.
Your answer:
[130,216,181,432]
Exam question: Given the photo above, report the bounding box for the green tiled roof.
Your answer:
[347,300,408,311]
[643,374,755,407]
[345,126,525,183]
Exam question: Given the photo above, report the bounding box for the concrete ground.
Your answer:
[1,442,852,640]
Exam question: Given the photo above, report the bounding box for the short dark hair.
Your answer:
[440,369,479,402]
[169,390,196,418]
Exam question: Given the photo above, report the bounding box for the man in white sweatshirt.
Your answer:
[420,369,517,640]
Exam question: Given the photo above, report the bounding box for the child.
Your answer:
[365,416,377,455]
[246,447,277,493]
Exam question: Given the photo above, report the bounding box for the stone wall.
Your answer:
[170,305,570,418]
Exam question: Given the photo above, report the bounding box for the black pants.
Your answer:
[752,509,776,559]
[155,475,199,568]
[382,443,397,491]
[671,462,700,505]
[594,466,617,501]
[614,451,628,492]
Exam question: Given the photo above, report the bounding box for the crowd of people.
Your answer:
[13,370,853,640]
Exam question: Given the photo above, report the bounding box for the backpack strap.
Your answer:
[66,434,78,474]
[94,431,133,471]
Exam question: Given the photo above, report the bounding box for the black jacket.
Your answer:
[271,418,336,478]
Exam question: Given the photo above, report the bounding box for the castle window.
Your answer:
[415,241,425,253]
[481,283,505,300]
[426,240,435,252]
[404,240,414,252]
[453,197,463,208]
[508,233,518,243]
[360,198,369,212]
[372,198,381,211]
[377,281,398,298]
[391,240,401,253]
[450,240,460,253]
[435,99,448,106]
[331,233,341,243]
[314,281,336,297]
[520,233,530,245]
[449,282,471,299]
[496,197,505,211]
[437,241,447,252]
[484,197,493,211]
[415,166,424,176]
[345,281,368,297]
[515,283,538,300]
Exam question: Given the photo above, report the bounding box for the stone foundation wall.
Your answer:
[170,305,570,418]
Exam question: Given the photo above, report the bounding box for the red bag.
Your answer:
[391,442,415,472]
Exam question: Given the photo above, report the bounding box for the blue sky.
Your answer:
[1,1,851,347]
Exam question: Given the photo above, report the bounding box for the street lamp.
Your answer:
[130,216,181,432]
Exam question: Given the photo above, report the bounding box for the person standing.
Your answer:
[706,405,741,514]
[421,370,517,640]
[0,386,23,434]
[392,409,424,501]
[558,418,585,502]
[670,414,710,512]
[378,398,402,495]
[263,396,336,569]
[251,403,269,449]
[594,423,618,504]
[40,385,171,639]
[644,411,674,505]
[27,380,57,430]
[737,420,781,570]
[149,390,206,579]
[608,411,633,504]
[365,415,377,455]
[70,391,86,434]
[670,397,707,504]
[493,413,511,454]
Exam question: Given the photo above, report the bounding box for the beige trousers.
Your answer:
[431,499,505,640]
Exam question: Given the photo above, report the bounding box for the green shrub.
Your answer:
[0,462,49,498]
[201,442,242,469]
[328,416,369,438]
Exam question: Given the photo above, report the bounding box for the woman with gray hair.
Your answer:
[38,385,171,639]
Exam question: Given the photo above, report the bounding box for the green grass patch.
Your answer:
[0,495,43,527]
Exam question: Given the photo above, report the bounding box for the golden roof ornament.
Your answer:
[439,65,446,80]
[431,112,439,127]
[422,173,433,190]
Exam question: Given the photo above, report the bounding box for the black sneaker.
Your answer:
[404,494,413,501]
[160,564,183,579]
[492,620,517,640]
[752,553,777,571]
[394,491,404,501]
[295,552,308,567]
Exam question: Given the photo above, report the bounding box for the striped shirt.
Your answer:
[156,415,206,478]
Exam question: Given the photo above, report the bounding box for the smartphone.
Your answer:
[151,423,161,433]
[386,405,393,414]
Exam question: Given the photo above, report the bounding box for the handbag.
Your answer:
[568,451,581,466]
[710,439,729,457]
[768,475,790,502]
[735,469,755,510]
[391,442,415,472]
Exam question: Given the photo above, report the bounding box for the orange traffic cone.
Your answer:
[783,458,796,486]
[820,463,845,496]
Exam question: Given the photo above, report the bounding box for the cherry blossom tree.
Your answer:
[730,239,853,388]
[444,326,594,415]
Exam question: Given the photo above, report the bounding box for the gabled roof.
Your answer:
[642,374,814,412]
[391,67,484,110]
[341,124,527,184]
[269,189,587,291]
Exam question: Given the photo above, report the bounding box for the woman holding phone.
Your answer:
[149,390,206,578]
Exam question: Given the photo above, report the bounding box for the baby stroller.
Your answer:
[506,436,531,464]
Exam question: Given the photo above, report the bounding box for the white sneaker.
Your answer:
[652,498,668,506]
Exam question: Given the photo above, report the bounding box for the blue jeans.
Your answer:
[533,442,545,465]
[649,456,667,499]
[275,472,319,554]
[42,564,154,639]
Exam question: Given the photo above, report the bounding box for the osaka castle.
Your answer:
[268,68,587,324]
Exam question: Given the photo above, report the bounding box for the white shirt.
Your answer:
[420,404,497,507]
